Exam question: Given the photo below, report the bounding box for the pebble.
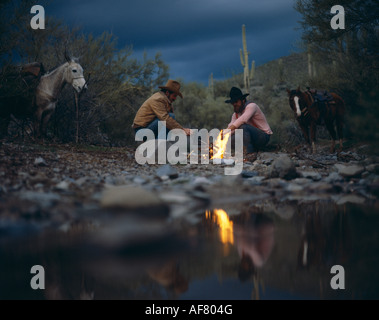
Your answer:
[156,164,179,179]
[34,157,47,166]
[300,171,322,181]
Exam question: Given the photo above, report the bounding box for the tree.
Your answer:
[295,0,379,140]
[0,0,170,145]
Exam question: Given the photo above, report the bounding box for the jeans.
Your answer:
[135,113,175,139]
[239,123,270,153]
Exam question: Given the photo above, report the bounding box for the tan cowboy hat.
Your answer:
[159,80,183,98]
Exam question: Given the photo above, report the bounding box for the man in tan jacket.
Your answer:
[132,80,192,138]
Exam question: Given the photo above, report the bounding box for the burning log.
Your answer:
[211,129,231,161]
[188,129,234,165]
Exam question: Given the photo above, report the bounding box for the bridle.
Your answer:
[36,74,87,103]
[290,91,313,118]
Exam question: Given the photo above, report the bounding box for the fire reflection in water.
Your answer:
[206,209,234,245]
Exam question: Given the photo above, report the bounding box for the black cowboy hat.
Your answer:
[225,87,249,103]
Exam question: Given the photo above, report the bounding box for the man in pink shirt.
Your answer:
[225,87,273,161]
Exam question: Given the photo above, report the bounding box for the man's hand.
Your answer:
[184,128,193,136]
[228,124,237,131]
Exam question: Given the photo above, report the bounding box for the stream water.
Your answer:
[0,199,378,300]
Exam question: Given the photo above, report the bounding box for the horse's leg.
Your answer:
[336,105,345,153]
[325,119,337,153]
[298,119,311,150]
[40,103,56,137]
[34,108,44,138]
[310,121,317,154]
[0,115,10,138]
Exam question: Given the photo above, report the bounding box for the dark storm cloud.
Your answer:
[45,0,302,83]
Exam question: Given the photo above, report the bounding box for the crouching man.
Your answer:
[132,79,192,139]
[225,87,273,162]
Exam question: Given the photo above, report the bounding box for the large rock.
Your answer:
[336,194,366,205]
[269,155,298,180]
[100,185,169,216]
[299,171,322,181]
[258,152,280,165]
[19,191,60,208]
[334,164,365,178]
[324,172,344,183]
[366,163,379,174]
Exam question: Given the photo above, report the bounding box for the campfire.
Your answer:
[211,130,231,161]
[205,209,234,245]
[189,129,234,165]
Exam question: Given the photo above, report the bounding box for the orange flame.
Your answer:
[211,130,231,160]
[206,209,234,245]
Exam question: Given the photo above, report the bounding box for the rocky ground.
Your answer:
[1,139,378,237]
[1,138,378,300]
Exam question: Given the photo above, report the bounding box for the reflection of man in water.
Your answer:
[147,259,188,295]
[233,214,275,281]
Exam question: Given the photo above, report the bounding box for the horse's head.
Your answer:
[63,57,87,93]
[287,87,312,118]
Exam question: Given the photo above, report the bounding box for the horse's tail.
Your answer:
[330,93,345,140]
[330,93,345,116]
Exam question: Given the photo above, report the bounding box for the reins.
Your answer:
[73,73,90,143]
[294,92,313,119]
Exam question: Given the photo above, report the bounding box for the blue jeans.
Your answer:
[238,124,270,153]
[135,113,175,139]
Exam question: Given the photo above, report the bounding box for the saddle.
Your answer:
[20,62,45,87]
[306,87,334,103]
[0,62,44,100]
[306,87,335,125]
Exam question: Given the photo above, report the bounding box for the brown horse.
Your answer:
[0,62,44,137]
[287,87,345,153]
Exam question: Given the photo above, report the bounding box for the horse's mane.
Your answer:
[42,62,69,78]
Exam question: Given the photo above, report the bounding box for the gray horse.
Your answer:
[34,54,87,137]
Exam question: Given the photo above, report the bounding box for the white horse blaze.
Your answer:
[294,96,302,117]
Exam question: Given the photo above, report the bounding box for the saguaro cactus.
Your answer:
[307,45,317,78]
[278,58,284,83]
[208,72,214,99]
[308,50,313,78]
[240,24,254,93]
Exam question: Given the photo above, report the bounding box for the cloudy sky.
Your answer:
[45,0,303,84]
